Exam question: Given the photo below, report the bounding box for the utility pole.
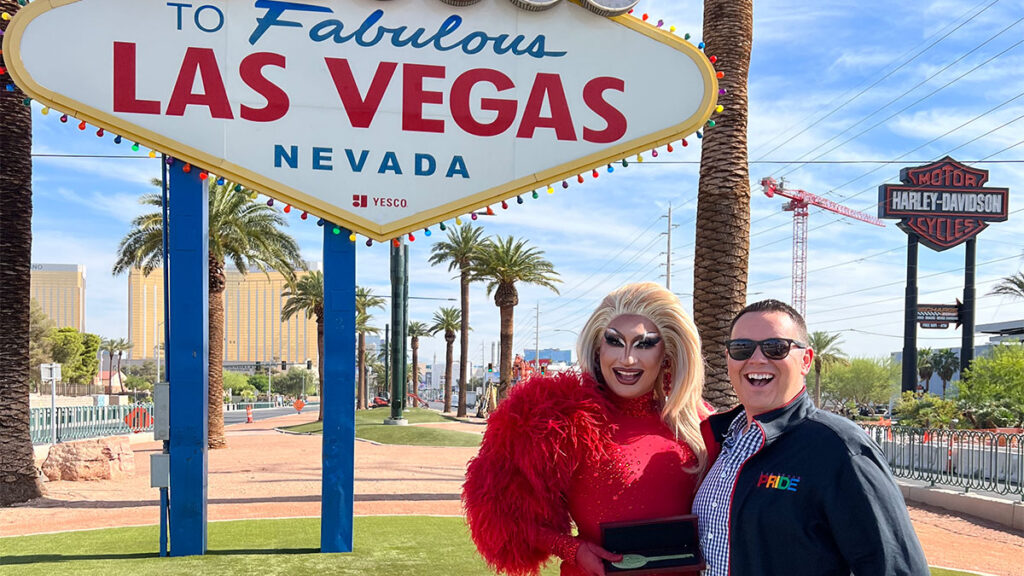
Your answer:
[660,204,677,290]
[666,204,672,290]
[535,303,540,372]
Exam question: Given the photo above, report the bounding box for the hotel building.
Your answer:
[30,263,86,331]
[127,266,321,366]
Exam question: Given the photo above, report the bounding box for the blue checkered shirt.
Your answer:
[693,411,765,576]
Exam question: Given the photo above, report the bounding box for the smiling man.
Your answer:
[692,299,928,576]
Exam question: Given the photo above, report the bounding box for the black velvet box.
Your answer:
[600,515,705,574]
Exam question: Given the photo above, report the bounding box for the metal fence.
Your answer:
[31,403,156,445]
[30,402,313,445]
[863,424,1023,498]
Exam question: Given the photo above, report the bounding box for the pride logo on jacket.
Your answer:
[757,472,800,492]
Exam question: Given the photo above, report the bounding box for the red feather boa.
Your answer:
[462,372,614,575]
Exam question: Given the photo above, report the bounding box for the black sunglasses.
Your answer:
[726,338,808,361]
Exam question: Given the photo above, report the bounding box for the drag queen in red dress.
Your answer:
[463,282,713,576]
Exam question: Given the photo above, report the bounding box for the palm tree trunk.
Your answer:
[496,305,515,402]
[356,332,367,410]
[106,350,113,395]
[814,369,821,408]
[0,27,45,503]
[458,270,470,417]
[116,352,125,394]
[317,317,324,421]
[694,0,753,410]
[444,336,454,413]
[208,254,227,449]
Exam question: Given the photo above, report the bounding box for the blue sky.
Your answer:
[25,0,1024,366]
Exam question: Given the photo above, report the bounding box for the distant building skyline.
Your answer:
[31,263,86,331]
[524,348,572,364]
[128,266,322,364]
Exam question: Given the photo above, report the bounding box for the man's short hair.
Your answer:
[730,299,809,343]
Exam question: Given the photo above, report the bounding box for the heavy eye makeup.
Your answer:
[604,329,626,347]
[603,329,661,349]
[635,333,662,349]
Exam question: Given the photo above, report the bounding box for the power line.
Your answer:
[750,0,1003,161]
[776,33,1024,180]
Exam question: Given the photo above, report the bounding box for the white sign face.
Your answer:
[5,0,717,241]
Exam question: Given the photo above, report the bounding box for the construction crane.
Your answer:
[760,177,885,318]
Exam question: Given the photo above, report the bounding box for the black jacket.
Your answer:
[704,391,929,576]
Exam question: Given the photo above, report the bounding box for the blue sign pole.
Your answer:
[167,166,209,556]
[321,226,356,552]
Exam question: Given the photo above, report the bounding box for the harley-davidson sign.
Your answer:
[878,157,1008,251]
[3,0,719,241]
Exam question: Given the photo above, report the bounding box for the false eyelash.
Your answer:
[635,336,662,349]
[604,334,625,347]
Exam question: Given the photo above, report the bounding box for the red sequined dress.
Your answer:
[463,372,701,576]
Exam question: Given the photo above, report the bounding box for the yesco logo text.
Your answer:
[757,472,800,492]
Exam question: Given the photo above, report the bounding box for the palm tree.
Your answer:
[113,338,134,394]
[917,348,934,393]
[428,224,486,417]
[471,236,560,401]
[408,321,431,406]
[693,0,754,409]
[113,180,304,448]
[281,271,325,421]
[989,272,1024,299]
[0,0,44,505]
[99,337,117,394]
[430,307,461,413]
[932,348,959,399]
[808,331,847,408]
[355,286,386,410]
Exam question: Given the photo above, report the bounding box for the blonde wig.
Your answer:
[577,282,712,477]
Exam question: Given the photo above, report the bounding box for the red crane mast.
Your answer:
[760,177,885,318]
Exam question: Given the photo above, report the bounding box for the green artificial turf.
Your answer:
[283,408,482,447]
[0,517,553,576]
[0,517,979,576]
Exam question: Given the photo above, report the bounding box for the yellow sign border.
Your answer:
[4,0,718,241]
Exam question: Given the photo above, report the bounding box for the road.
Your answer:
[223,403,317,425]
